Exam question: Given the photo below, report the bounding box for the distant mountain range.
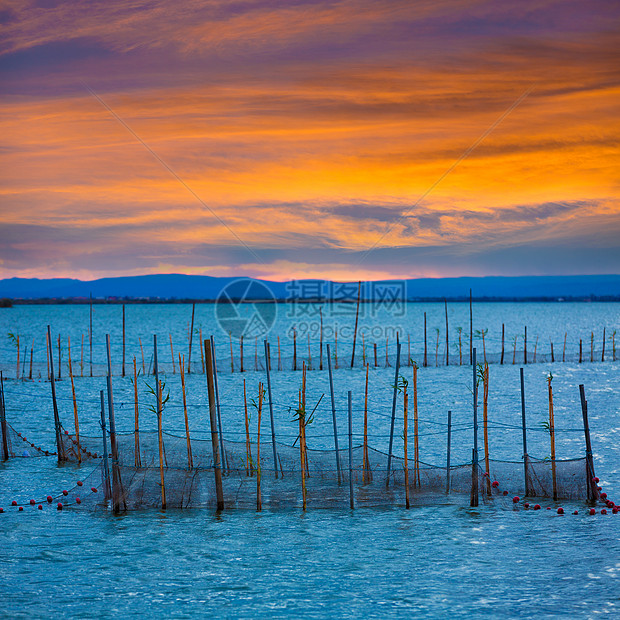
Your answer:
[0,274,618,301]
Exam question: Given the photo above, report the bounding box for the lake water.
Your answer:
[0,302,618,617]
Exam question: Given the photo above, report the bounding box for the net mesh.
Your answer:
[57,431,588,510]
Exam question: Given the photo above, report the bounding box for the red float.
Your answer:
[29,499,35,505]
[91,487,98,493]
[62,490,68,496]
[557,507,564,514]
[18,506,23,512]
[76,497,81,504]
[46,495,52,503]
[601,509,608,515]
[77,481,83,487]
[491,481,499,488]
[589,508,596,515]
[11,500,17,506]
[38,505,42,510]
[533,504,541,510]
[512,496,519,503]
[57,503,63,510]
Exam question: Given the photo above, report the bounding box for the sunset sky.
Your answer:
[1,0,619,281]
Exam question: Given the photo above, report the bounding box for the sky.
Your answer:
[1,0,619,282]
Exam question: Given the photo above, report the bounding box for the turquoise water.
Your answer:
[0,303,619,617]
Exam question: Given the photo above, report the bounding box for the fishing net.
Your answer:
[56,430,589,510]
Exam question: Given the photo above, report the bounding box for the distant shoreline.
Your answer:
[2,296,619,305]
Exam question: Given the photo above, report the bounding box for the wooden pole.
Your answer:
[188,303,195,373]
[122,304,126,377]
[579,339,582,363]
[152,334,166,510]
[524,326,527,365]
[482,363,490,495]
[413,363,419,487]
[293,327,297,371]
[362,333,366,366]
[374,342,378,367]
[446,410,452,493]
[404,387,409,509]
[319,307,323,370]
[385,336,389,367]
[257,382,263,511]
[469,289,473,365]
[348,390,354,510]
[67,337,81,463]
[547,374,557,500]
[199,328,205,374]
[563,332,567,362]
[534,336,538,363]
[363,363,370,482]
[169,334,176,374]
[210,335,226,472]
[500,324,505,365]
[602,327,606,362]
[205,339,224,510]
[334,328,338,369]
[444,299,449,366]
[579,384,599,503]
[107,334,124,513]
[179,354,193,469]
[0,373,9,461]
[307,334,312,370]
[297,387,306,511]
[89,292,93,377]
[351,281,361,368]
[47,326,65,462]
[255,337,258,371]
[386,342,401,485]
[423,312,428,367]
[277,335,282,371]
[326,343,341,483]
[99,390,111,500]
[243,379,252,475]
[133,356,141,467]
[520,367,531,496]
[29,338,34,380]
[240,335,244,372]
[407,334,411,366]
[80,334,83,377]
[550,341,555,363]
[229,332,234,373]
[57,334,61,379]
[470,347,479,507]
[264,340,278,478]
[590,331,594,363]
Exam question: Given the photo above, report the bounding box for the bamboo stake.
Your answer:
[348,390,354,510]
[524,326,527,365]
[293,328,297,371]
[57,334,61,379]
[177,354,192,469]
[326,343,341,483]
[67,337,81,463]
[99,390,111,500]
[264,340,278,478]
[0,373,9,460]
[307,334,312,370]
[199,328,204,374]
[533,336,538,364]
[47,326,64,462]
[319,307,323,370]
[351,280,361,368]
[210,335,226,472]
[407,334,411,366]
[482,363,490,495]
[563,332,567,362]
[590,331,594,362]
[277,335,282,371]
[205,339,224,510]
[229,332,234,373]
[89,292,93,377]
[240,335,244,372]
[413,363,420,487]
[139,337,145,374]
[520,367,532,497]
[334,328,338,369]
[154,335,166,510]
[362,333,366,366]
[386,342,401,485]
[550,341,555,363]
[469,289,473,365]
[548,373,557,501]
[298,387,306,510]
[423,312,428,367]
[500,324,505,365]
[470,347,478,507]
[374,342,378,367]
[435,329,439,367]
[459,328,462,365]
[444,299,449,366]
[107,334,124,513]
[257,381,263,511]
[80,333,84,377]
[579,339,582,363]
[446,410,452,493]
[363,363,371,482]
[244,379,251,475]
[133,356,141,467]
[253,337,258,371]
[46,333,50,380]
[602,327,606,362]
[385,336,389,367]
[122,304,126,377]
[188,302,195,373]
[512,335,517,365]
[29,338,34,380]
[169,334,176,373]
[404,387,409,509]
